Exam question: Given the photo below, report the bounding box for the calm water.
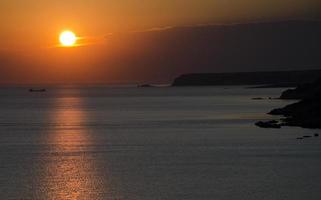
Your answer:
[0,86,320,200]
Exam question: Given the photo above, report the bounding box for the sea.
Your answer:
[0,86,320,200]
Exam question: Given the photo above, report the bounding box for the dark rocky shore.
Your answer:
[256,77,321,129]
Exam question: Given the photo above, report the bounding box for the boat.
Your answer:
[29,89,46,92]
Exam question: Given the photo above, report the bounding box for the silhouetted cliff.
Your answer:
[268,78,321,128]
[279,78,321,99]
[172,70,321,86]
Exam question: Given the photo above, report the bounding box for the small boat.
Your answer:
[29,89,46,92]
[137,84,154,88]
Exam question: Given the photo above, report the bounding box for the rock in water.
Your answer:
[255,121,281,129]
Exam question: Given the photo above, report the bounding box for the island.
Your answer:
[172,70,321,87]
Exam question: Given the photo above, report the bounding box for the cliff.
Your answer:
[268,77,321,128]
[172,70,321,86]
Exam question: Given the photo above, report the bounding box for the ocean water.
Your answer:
[0,86,320,200]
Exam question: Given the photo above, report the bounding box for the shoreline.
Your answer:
[256,78,321,129]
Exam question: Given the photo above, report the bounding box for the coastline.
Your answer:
[256,78,321,129]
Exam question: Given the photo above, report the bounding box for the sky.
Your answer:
[0,0,321,84]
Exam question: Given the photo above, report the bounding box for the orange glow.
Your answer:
[59,31,77,47]
[37,96,109,199]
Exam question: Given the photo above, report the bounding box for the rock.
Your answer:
[268,77,321,129]
[252,97,264,100]
[255,121,281,129]
[303,135,312,138]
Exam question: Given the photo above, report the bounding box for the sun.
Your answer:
[59,31,77,47]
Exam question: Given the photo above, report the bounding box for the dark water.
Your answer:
[0,86,320,200]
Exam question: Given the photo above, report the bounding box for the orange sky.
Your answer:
[0,0,320,84]
[1,0,320,49]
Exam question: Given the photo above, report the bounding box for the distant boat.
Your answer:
[137,84,154,88]
[29,89,46,92]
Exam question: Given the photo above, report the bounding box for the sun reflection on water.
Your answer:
[38,96,106,200]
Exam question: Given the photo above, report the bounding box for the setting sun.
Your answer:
[59,31,77,47]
